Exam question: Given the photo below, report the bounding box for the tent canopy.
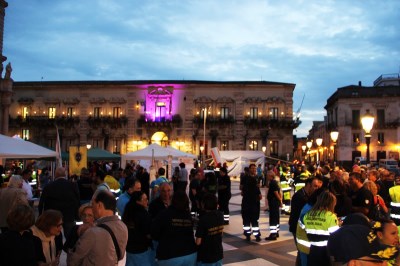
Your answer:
[122,143,196,161]
[87,147,121,161]
[0,134,58,160]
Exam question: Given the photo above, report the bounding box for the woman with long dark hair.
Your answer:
[151,190,197,265]
[122,191,153,266]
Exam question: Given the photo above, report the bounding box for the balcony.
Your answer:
[244,116,300,129]
[192,115,235,126]
[137,114,182,129]
[9,115,80,128]
[87,115,128,129]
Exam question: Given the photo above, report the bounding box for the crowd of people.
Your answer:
[1,158,400,265]
[0,161,228,266]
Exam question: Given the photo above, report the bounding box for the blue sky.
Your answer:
[3,0,400,137]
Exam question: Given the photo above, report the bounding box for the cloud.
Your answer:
[3,0,400,137]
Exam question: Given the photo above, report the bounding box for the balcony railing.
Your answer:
[87,116,128,128]
[9,115,80,128]
[192,115,235,126]
[137,114,183,128]
[244,116,300,129]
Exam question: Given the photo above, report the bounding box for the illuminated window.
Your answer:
[48,107,56,119]
[221,141,228,151]
[155,102,166,122]
[250,107,258,119]
[249,140,258,151]
[113,107,121,118]
[221,107,229,119]
[114,139,121,154]
[270,141,278,156]
[353,133,360,144]
[22,107,29,119]
[269,108,278,119]
[22,129,29,140]
[67,107,74,117]
[94,107,101,118]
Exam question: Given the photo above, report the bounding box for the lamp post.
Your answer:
[301,145,306,162]
[330,131,339,164]
[361,110,375,165]
[202,107,210,161]
[200,146,204,166]
[306,141,312,164]
[316,138,323,165]
[86,144,92,150]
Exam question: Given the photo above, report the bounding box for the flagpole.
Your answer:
[55,125,62,168]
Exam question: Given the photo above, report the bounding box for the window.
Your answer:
[352,110,360,128]
[67,107,74,117]
[221,107,229,119]
[353,133,360,144]
[22,129,29,140]
[155,102,166,122]
[377,109,385,127]
[114,139,121,154]
[250,107,258,119]
[22,107,28,119]
[249,140,258,151]
[378,132,384,144]
[270,141,279,155]
[48,107,56,119]
[94,107,101,118]
[113,107,121,118]
[221,141,228,151]
[269,108,278,119]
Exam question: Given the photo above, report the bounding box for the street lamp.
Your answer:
[86,144,92,150]
[306,141,313,164]
[330,131,339,164]
[316,138,323,165]
[301,145,306,162]
[262,146,267,153]
[361,110,375,165]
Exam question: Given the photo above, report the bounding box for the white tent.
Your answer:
[0,134,58,159]
[121,143,196,168]
[219,150,265,177]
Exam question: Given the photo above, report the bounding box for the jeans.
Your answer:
[157,252,197,266]
[126,249,154,266]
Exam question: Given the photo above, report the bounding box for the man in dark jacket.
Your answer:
[38,167,80,237]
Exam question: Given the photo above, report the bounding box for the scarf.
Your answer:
[31,225,57,263]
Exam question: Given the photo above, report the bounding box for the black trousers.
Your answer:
[242,208,261,237]
[268,200,280,234]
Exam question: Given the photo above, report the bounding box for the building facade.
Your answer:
[325,77,400,165]
[7,80,299,159]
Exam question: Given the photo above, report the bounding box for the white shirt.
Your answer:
[22,180,33,200]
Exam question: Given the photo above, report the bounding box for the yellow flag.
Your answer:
[69,146,88,176]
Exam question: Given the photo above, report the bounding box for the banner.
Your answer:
[55,126,62,167]
[69,146,87,176]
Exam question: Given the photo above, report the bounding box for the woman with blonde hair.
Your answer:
[303,190,339,266]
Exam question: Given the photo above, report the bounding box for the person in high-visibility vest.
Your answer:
[280,172,292,214]
[294,165,311,192]
[389,175,400,226]
[303,191,339,266]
